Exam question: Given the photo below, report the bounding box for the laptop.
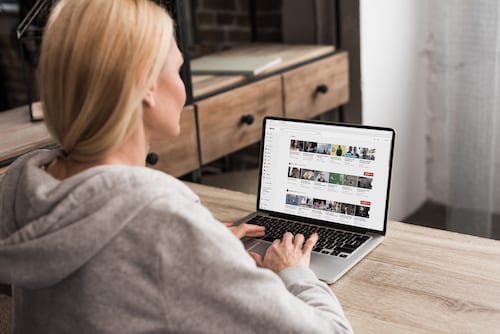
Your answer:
[238,117,395,283]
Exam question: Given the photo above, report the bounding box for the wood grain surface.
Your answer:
[197,76,283,164]
[186,182,500,334]
[0,105,54,162]
[283,52,349,119]
[191,43,335,98]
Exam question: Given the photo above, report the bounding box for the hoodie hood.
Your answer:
[0,149,173,289]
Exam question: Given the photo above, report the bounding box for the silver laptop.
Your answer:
[238,117,395,283]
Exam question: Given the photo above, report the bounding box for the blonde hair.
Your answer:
[39,0,174,161]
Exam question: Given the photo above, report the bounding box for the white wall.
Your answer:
[360,1,428,221]
[425,2,500,218]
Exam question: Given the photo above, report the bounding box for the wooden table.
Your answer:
[186,182,500,334]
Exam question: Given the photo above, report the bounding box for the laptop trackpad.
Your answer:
[244,239,271,256]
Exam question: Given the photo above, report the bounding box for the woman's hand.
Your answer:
[249,232,318,273]
[224,222,265,239]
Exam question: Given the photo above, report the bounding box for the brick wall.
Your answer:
[189,0,282,57]
[1,0,284,111]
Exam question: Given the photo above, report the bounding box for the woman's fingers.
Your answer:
[303,233,319,254]
[293,233,305,249]
[282,231,294,245]
[242,224,265,236]
[229,223,265,239]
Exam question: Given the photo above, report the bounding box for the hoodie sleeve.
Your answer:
[147,196,353,334]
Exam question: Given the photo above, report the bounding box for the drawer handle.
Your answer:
[146,152,159,165]
[241,114,255,125]
[316,84,329,94]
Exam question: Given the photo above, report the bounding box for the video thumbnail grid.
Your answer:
[285,192,371,218]
[288,166,373,190]
[290,140,376,160]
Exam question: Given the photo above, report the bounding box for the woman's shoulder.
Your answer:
[85,165,199,202]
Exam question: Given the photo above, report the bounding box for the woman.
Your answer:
[0,1,352,333]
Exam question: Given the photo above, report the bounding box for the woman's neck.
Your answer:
[47,126,150,180]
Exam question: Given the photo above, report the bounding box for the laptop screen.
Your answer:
[258,118,395,233]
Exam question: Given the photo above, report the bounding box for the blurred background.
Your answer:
[1,0,498,240]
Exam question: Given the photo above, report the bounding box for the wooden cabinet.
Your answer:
[283,52,349,119]
[192,46,349,166]
[152,46,350,172]
[197,76,282,164]
[148,105,198,177]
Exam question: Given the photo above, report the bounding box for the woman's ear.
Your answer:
[143,83,157,108]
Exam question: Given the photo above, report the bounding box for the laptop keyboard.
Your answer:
[247,215,371,258]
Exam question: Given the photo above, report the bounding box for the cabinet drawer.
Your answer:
[283,52,349,119]
[197,76,283,164]
[149,105,199,177]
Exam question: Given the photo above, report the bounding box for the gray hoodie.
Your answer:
[0,149,352,334]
